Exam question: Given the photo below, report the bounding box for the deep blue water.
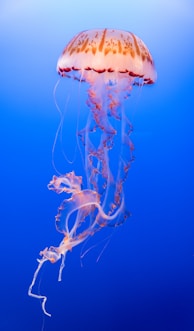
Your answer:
[1,1,194,330]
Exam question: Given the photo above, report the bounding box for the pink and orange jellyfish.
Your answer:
[28,29,156,317]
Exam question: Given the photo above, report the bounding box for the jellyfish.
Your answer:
[28,29,156,317]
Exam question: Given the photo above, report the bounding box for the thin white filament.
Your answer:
[28,258,51,317]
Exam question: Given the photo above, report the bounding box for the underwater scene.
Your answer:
[1,1,194,330]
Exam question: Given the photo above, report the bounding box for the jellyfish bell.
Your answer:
[57,28,157,85]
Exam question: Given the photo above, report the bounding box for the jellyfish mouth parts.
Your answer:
[28,78,135,317]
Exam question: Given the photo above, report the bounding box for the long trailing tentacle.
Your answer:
[28,258,51,317]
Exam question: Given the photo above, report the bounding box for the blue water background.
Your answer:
[1,1,194,330]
